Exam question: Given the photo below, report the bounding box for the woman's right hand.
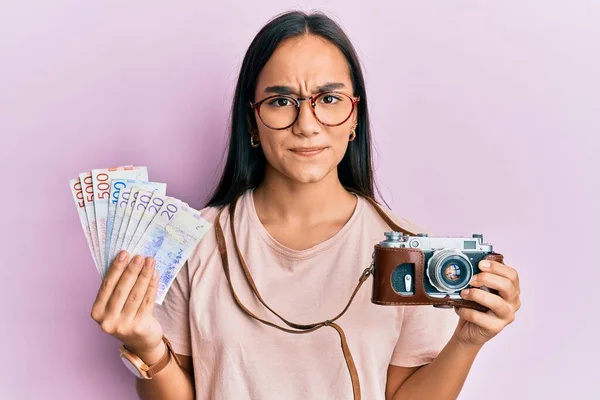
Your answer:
[91,251,164,358]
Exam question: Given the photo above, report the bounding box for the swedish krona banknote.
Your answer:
[132,201,211,304]
[91,167,148,269]
[69,166,211,303]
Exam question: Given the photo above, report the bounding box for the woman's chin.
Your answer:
[286,167,335,185]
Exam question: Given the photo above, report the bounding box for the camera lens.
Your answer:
[426,249,473,293]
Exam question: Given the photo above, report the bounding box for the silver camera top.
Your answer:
[380,232,493,253]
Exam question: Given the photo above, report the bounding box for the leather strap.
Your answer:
[215,188,502,397]
[146,336,182,378]
[215,197,373,399]
[214,190,505,396]
[359,194,418,236]
[214,190,419,400]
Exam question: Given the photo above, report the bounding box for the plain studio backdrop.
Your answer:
[1,1,598,399]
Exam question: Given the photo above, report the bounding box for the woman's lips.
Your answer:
[290,147,327,157]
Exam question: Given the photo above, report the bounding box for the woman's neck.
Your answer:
[252,168,356,226]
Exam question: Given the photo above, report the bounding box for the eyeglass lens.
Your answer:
[258,93,354,129]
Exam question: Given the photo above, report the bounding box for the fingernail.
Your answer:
[462,289,470,296]
[134,256,143,266]
[480,261,491,269]
[118,251,128,261]
[153,270,158,279]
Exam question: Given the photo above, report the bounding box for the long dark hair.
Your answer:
[206,10,381,207]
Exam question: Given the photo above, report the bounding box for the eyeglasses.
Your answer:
[249,91,360,130]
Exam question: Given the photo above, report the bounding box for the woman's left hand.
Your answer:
[453,260,521,347]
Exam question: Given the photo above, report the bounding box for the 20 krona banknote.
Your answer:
[69,165,211,304]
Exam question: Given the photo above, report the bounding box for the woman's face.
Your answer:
[252,34,357,185]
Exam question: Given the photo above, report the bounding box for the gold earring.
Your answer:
[250,133,260,148]
[349,124,357,141]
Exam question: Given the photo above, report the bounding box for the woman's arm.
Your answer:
[90,253,197,399]
[387,259,521,399]
[136,349,195,400]
[386,336,482,400]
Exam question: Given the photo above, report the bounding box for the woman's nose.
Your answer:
[292,100,321,137]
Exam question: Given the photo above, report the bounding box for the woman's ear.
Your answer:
[246,109,261,147]
[351,107,358,128]
[246,109,258,135]
[351,113,358,133]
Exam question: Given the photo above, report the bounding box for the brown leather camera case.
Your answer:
[372,246,504,312]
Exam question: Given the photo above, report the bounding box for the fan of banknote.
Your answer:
[69,165,211,304]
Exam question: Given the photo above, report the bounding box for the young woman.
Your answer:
[91,11,521,400]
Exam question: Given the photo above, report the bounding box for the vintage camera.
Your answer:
[371,232,504,311]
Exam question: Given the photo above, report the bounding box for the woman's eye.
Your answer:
[320,95,340,104]
[268,97,293,107]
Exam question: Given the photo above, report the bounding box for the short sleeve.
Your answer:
[389,305,458,367]
[154,262,192,356]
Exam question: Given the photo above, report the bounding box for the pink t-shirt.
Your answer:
[155,188,458,399]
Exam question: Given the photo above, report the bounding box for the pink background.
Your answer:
[2,1,598,399]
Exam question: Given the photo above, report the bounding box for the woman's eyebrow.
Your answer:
[264,85,295,95]
[315,82,346,92]
[263,82,346,95]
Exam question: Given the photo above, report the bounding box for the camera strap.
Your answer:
[214,190,415,400]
